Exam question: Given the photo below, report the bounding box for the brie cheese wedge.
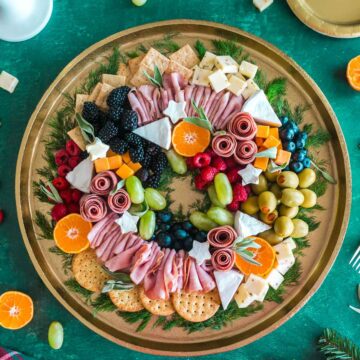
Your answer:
[65,157,93,193]
[234,211,271,240]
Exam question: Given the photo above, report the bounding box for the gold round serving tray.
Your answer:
[287,0,360,38]
[16,20,351,356]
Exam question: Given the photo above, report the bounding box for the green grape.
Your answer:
[48,321,63,350]
[166,149,187,175]
[125,176,144,204]
[144,188,166,210]
[207,206,234,226]
[189,211,217,231]
[207,184,225,208]
[139,210,156,240]
[132,0,147,6]
[214,173,233,206]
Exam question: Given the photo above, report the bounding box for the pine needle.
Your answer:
[151,32,180,55]
[194,40,207,59]
[48,246,72,274]
[34,211,54,239]
[265,77,287,106]
[212,39,246,63]
[307,128,331,148]
[117,310,152,332]
[64,278,93,303]
[91,293,117,315]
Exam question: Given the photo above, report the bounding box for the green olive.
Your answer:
[300,189,317,208]
[241,196,259,215]
[277,171,299,189]
[281,188,305,207]
[259,229,283,245]
[270,183,283,201]
[274,216,294,237]
[279,205,299,218]
[251,174,268,195]
[291,219,309,238]
[258,191,277,214]
[259,209,278,224]
[264,170,279,182]
[298,168,316,188]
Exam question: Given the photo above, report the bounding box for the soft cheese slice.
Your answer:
[244,274,269,302]
[242,90,282,127]
[191,66,212,86]
[264,268,284,290]
[253,0,273,12]
[239,60,258,79]
[234,284,256,308]
[215,56,238,74]
[0,71,18,93]
[199,51,217,70]
[115,211,139,233]
[208,69,230,93]
[273,242,295,275]
[133,117,171,150]
[234,211,271,240]
[214,270,244,310]
[66,157,93,193]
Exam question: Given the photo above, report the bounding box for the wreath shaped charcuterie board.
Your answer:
[15,20,351,356]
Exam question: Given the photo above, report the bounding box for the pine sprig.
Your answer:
[318,328,360,360]
[34,211,54,239]
[64,278,93,303]
[117,310,152,332]
[33,181,53,204]
[36,166,56,181]
[194,40,207,59]
[48,246,72,274]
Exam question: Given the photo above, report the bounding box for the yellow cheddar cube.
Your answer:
[127,161,142,172]
[275,150,291,166]
[269,127,279,139]
[107,149,118,157]
[255,137,264,147]
[254,157,269,171]
[263,135,281,149]
[94,158,110,173]
[108,155,123,170]
[116,164,134,179]
[256,125,270,138]
[122,152,131,164]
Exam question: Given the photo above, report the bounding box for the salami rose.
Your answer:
[227,112,257,141]
[234,140,257,165]
[108,189,131,214]
[212,133,237,158]
[90,171,118,196]
[211,248,235,271]
[207,226,237,249]
[80,194,107,222]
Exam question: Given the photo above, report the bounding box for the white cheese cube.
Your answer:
[0,71,19,93]
[215,55,238,74]
[227,75,247,96]
[234,72,247,81]
[191,66,212,86]
[244,274,269,302]
[253,0,273,12]
[242,79,260,99]
[276,258,295,276]
[208,69,230,93]
[273,242,295,275]
[234,284,256,308]
[282,237,297,251]
[239,60,258,79]
[264,269,284,290]
[199,51,217,70]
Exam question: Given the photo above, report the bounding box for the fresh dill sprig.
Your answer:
[296,212,320,232]
[265,77,287,106]
[255,69,267,90]
[194,40,207,59]
[117,309,152,332]
[151,32,180,55]
[48,246,72,274]
[307,128,331,148]
[188,194,212,214]
[34,211,54,239]
[36,166,55,181]
[303,123,313,134]
[64,278,93,304]
[293,104,310,124]
[126,50,139,59]
[293,237,310,256]
[173,204,186,221]
[309,175,328,197]
[212,39,246,63]
[91,293,117,315]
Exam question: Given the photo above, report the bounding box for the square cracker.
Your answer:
[95,83,114,109]
[75,94,89,114]
[88,82,102,101]
[140,47,169,74]
[165,60,193,81]
[117,63,130,80]
[128,55,145,74]
[67,126,86,151]
[169,44,199,69]
[130,65,154,87]
[101,74,126,88]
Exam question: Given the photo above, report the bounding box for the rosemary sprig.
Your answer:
[102,280,134,293]
[33,180,53,204]
[48,246,72,274]
[40,182,63,204]
[143,65,163,88]
[183,99,213,132]
[91,293,117,315]
[76,113,95,143]
[34,211,54,239]
[117,310,152,332]
[311,159,336,184]
[194,40,207,59]
[64,278,93,304]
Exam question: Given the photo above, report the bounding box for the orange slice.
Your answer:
[0,291,34,329]
[235,237,275,276]
[54,213,92,254]
[172,120,211,157]
[347,55,360,91]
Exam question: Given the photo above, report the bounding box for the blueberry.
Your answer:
[195,231,208,243]
[174,229,188,240]
[283,141,296,153]
[280,116,289,126]
[302,157,311,168]
[182,221,193,231]
[173,241,183,251]
[171,223,182,231]
[189,227,198,236]
[296,131,308,142]
[284,165,290,171]
[282,128,295,141]
[158,211,172,223]
[183,237,193,251]
[293,149,306,162]
[290,161,304,173]
[287,121,299,134]
[159,223,171,232]
[295,138,306,149]
[156,232,173,248]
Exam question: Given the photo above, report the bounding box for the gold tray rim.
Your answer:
[287,0,360,38]
[15,19,352,356]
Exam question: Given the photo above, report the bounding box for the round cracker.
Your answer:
[72,248,109,292]
[139,287,175,316]
[171,289,220,322]
[109,287,144,312]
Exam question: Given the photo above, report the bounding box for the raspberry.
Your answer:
[226,168,241,184]
[205,148,216,158]
[51,203,68,222]
[0,209,4,224]
[193,152,211,168]
[52,177,69,191]
[224,157,237,169]
[186,157,195,170]
[67,203,80,214]
[211,156,227,171]
[227,199,240,212]
[200,166,219,182]
[194,174,209,190]
[71,189,82,203]
[233,183,248,202]
[68,156,81,169]
[58,164,72,177]
[55,149,69,166]
[59,189,72,204]
[244,184,251,195]
[66,140,81,156]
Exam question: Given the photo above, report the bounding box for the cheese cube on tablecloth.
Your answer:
[253,0,274,12]
[0,71,19,93]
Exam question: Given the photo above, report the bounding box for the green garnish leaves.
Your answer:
[102,267,133,282]
[143,65,163,88]
[265,77,286,107]
[129,200,149,217]
[310,159,337,184]
[76,113,95,143]
[102,280,134,293]
[183,99,213,132]
[233,237,262,266]
[35,211,54,240]
[255,147,277,159]
[40,182,63,204]
[194,40,207,59]
[110,179,125,195]
[212,39,245,62]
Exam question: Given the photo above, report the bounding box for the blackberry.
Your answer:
[147,143,161,156]
[150,152,168,173]
[106,86,131,108]
[82,102,99,122]
[146,172,161,188]
[136,168,150,183]
[129,146,144,163]
[98,121,118,143]
[109,137,128,154]
[79,150,88,160]
[108,106,124,122]
[120,109,138,131]
[124,132,143,148]
[141,153,152,168]
[97,110,108,126]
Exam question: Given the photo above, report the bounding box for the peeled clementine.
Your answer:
[347,55,360,91]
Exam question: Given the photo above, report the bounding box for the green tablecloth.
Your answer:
[0,1,359,359]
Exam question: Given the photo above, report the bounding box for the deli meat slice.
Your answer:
[90,171,118,196]
[195,263,216,292]
[211,248,235,272]
[160,88,169,110]
[207,226,238,248]
[95,224,118,261]
[234,140,257,165]
[163,249,178,294]
[212,133,237,158]
[87,213,118,246]
[128,91,150,126]
[80,194,107,223]
[100,230,124,262]
[183,256,203,293]
[175,250,185,290]
[227,112,257,141]
[211,92,231,129]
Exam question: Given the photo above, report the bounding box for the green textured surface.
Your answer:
[0,1,359,359]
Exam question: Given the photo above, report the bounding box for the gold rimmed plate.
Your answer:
[16,20,351,356]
